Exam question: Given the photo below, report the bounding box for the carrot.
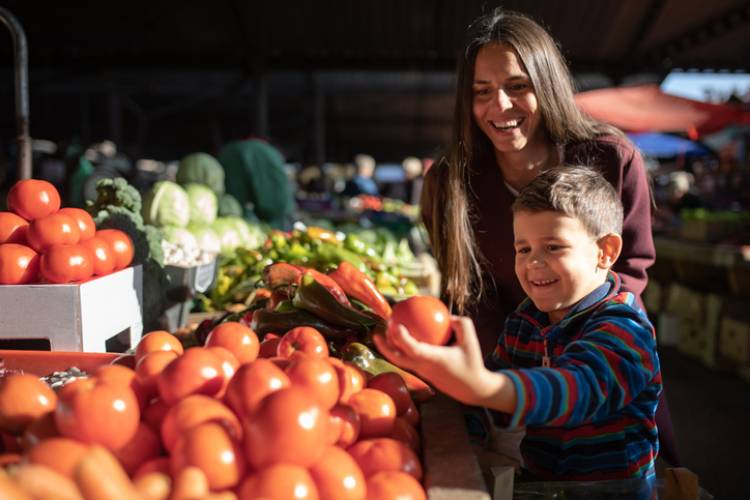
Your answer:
[12,463,83,500]
[74,445,142,500]
[134,472,171,500]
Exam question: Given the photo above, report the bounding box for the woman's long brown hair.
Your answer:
[423,7,623,313]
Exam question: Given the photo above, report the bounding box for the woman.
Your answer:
[420,8,679,465]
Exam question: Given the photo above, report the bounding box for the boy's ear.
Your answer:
[597,233,622,269]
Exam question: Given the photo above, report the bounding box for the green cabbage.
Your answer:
[142,181,190,228]
[162,225,199,250]
[184,183,218,225]
[212,217,244,256]
[187,222,221,255]
[218,193,243,217]
[176,153,226,194]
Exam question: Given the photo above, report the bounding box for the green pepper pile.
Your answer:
[199,225,420,312]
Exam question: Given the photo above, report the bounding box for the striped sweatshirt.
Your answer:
[486,272,662,481]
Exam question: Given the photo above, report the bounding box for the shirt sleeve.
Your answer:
[612,144,655,300]
[499,305,660,429]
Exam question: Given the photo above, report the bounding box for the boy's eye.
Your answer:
[546,244,562,251]
[516,247,530,254]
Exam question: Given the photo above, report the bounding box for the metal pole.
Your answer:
[0,7,31,180]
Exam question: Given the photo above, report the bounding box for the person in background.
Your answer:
[378,167,662,481]
[343,153,379,197]
[402,156,425,206]
[419,7,678,466]
[218,137,295,230]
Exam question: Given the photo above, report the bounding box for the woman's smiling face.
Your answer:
[471,43,544,155]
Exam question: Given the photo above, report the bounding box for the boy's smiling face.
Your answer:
[513,210,619,323]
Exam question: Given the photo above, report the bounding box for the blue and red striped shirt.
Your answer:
[487,272,662,480]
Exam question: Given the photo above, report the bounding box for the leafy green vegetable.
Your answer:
[184,183,218,225]
[218,193,243,217]
[177,152,226,194]
[142,181,190,228]
[188,222,222,254]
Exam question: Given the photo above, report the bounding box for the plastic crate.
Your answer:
[0,350,120,376]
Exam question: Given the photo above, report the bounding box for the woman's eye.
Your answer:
[473,88,490,96]
[508,83,529,92]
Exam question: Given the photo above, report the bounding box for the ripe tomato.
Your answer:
[135,350,180,400]
[366,470,427,500]
[258,333,281,358]
[135,330,184,362]
[205,346,239,398]
[96,229,134,270]
[0,374,57,435]
[390,417,421,452]
[328,358,366,403]
[223,359,290,417]
[94,364,148,412]
[347,388,397,439]
[170,422,246,490]
[204,321,260,364]
[389,295,452,346]
[7,179,61,221]
[328,403,361,448]
[160,395,242,453]
[80,236,115,276]
[238,464,319,500]
[0,243,39,284]
[26,213,81,252]
[244,387,329,468]
[402,400,420,427]
[0,211,29,244]
[141,397,171,435]
[367,372,411,415]
[57,207,96,240]
[113,422,162,476]
[40,243,94,283]
[308,446,366,500]
[26,437,88,478]
[54,377,140,451]
[157,347,224,404]
[347,437,423,480]
[285,356,340,410]
[276,326,329,359]
[133,457,170,480]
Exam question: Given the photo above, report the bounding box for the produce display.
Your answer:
[0,179,134,285]
[0,316,431,499]
[201,224,421,313]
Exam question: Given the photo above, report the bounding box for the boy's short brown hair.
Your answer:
[512,166,623,237]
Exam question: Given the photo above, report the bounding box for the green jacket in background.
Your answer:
[218,139,295,229]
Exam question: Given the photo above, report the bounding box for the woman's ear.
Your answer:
[597,233,623,269]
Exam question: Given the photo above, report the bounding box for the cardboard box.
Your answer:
[0,265,143,352]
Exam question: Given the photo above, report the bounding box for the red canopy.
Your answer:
[575,84,750,137]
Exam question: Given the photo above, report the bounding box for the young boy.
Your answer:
[375,166,662,481]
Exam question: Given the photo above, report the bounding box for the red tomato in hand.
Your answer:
[0,243,39,284]
[26,213,81,252]
[7,179,60,221]
[388,296,452,345]
[58,207,96,241]
[79,236,115,276]
[0,212,29,244]
[40,243,94,283]
[54,377,140,451]
[96,229,134,270]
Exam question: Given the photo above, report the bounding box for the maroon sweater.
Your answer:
[423,135,655,355]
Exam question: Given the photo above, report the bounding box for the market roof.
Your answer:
[2,0,749,75]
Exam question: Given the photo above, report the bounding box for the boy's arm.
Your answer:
[374,317,518,414]
[499,305,660,429]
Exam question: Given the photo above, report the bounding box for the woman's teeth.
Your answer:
[491,119,523,131]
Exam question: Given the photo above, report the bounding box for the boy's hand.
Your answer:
[374,316,512,410]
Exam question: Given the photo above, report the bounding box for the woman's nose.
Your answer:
[496,89,512,111]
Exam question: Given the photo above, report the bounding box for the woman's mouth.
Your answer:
[490,118,524,132]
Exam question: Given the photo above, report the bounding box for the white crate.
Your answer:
[0,265,143,352]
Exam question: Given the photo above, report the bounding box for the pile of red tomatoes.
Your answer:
[0,179,133,285]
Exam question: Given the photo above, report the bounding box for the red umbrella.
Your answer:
[575,84,750,138]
